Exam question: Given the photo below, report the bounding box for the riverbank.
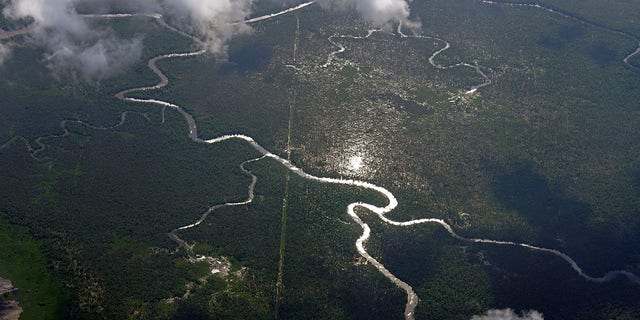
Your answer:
[0,277,22,320]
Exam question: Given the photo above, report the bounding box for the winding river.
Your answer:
[3,2,640,319]
[112,6,640,319]
[481,0,640,70]
[0,23,34,40]
[323,26,491,94]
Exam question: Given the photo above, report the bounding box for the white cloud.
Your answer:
[2,0,143,82]
[3,0,86,35]
[161,0,253,56]
[1,0,422,73]
[0,42,11,65]
[471,309,544,320]
[2,0,255,69]
[42,34,143,82]
[318,0,421,31]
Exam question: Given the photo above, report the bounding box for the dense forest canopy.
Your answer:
[1,0,639,319]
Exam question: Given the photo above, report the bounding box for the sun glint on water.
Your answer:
[348,156,364,171]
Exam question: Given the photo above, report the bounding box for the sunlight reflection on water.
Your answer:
[348,155,364,171]
[336,138,378,178]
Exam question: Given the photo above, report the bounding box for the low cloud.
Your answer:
[42,34,143,82]
[471,309,544,320]
[1,0,422,76]
[1,0,255,72]
[0,42,11,65]
[162,0,253,56]
[318,0,421,31]
[2,0,143,82]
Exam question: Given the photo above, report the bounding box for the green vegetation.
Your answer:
[1,0,640,319]
[0,213,69,319]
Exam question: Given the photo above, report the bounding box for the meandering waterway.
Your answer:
[3,2,639,319]
[113,9,640,319]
